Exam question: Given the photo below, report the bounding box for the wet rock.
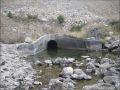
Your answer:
[54,57,63,64]
[82,83,116,90]
[44,60,53,66]
[54,57,75,66]
[62,67,73,76]
[35,60,43,66]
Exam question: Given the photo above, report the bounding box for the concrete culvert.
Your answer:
[47,40,58,50]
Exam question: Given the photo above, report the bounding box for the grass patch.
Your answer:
[70,23,86,32]
[27,14,38,20]
[7,11,14,18]
[109,20,120,33]
[57,15,65,24]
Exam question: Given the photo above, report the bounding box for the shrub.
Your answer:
[57,15,65,24]
[7,11,13,18]
[109,20,120,33]
[70,23,86,32]
[27,14,38,20]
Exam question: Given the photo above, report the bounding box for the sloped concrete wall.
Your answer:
[18,34,102,55]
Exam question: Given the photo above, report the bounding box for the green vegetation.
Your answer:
[27,14,38,20]
[57,15,65,24]
[109,21,120,33]
[70,23,86,32]
[7,11,13,18]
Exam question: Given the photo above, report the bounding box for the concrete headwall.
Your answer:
[17,34,102,55]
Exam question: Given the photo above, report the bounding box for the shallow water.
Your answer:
[25,49,119,90]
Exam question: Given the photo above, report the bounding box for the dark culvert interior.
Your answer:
[47,40,58,57]
[47,40,58,50]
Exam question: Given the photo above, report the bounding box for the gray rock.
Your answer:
[54,57,75,67]
[0,61,6,66]
[54,57,63,64]
[82,83,116,90]
[74,69,84,75]
[85,69,93,74]
[86,62,96,70]
[103,76,120,84]
[72,69,92,80]
[115,82,120,90]
[41,88,48,90]
[100,58,115,64]
[49,78,75,90]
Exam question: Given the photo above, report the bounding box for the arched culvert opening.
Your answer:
[47,40,58,50]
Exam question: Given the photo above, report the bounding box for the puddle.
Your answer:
[25,49,119,90]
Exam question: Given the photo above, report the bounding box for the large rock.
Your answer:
[48,78,75,90]
[54,57,75,67]
[100,58,115,64]
[71,69,92,80]
[103,76,120,84]
[62,67,73,76]
[82,83,116,90]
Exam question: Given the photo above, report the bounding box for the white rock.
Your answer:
[33,81,42,85]
[67,58,75,63]
[81,56,90,58]
[40,17,48,22]
[44,60,52,64]
[62,67,73,75]
[86,58,91,61]
[25,37,32,43]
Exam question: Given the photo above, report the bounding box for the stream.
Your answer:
[25,49,119,90]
